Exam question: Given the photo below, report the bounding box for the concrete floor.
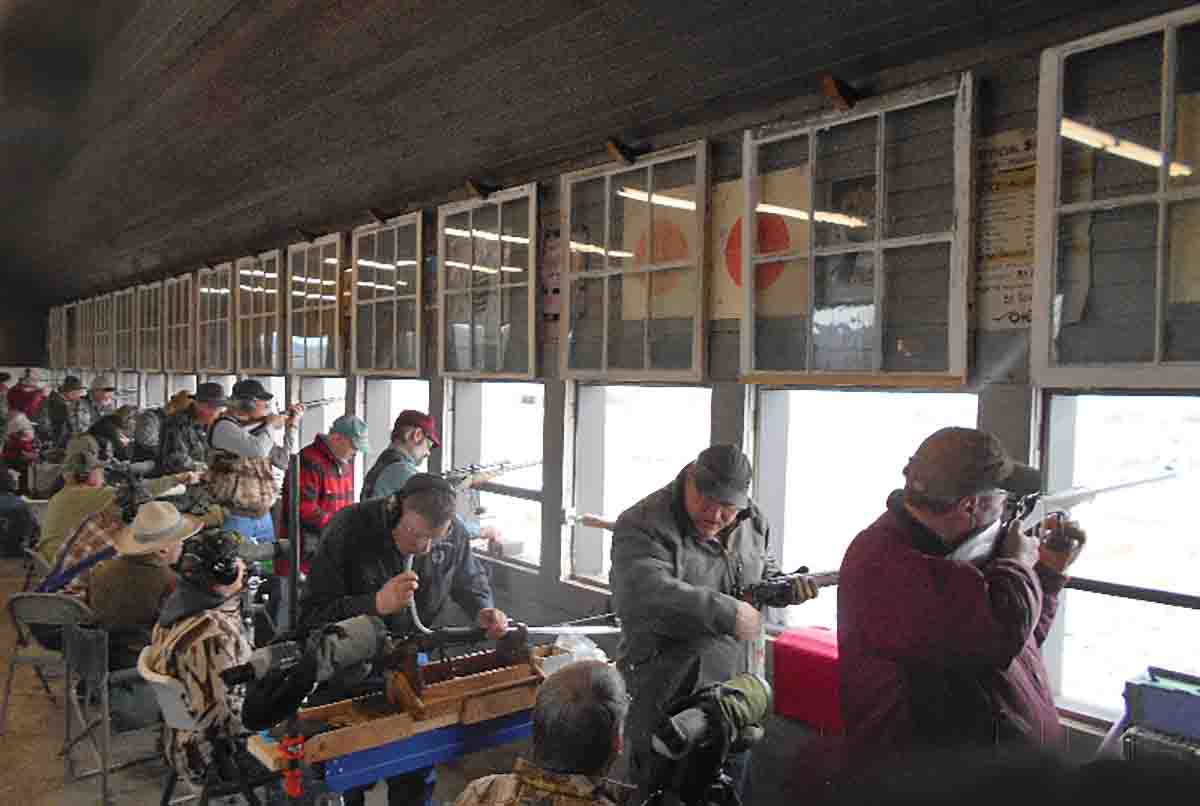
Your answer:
[0,557,529,805]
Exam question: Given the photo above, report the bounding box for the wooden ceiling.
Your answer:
[0,0,1168,305]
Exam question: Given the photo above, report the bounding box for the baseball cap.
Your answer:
[60,375,85,393]
[91,373,117,392]
[194,382,228,405]
[691,444,753,508]
[392,410,440,447]
[904,427,1042,499]
[330,415,369,453]
[231,378,273,401]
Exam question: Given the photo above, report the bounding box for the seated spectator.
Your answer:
[144,528,253,786]
[0,464,36,558]
[89,501,202,669]
[3,412,37,493]
[453,660,632,806]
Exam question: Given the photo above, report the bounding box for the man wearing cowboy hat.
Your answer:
[90,501,204,670]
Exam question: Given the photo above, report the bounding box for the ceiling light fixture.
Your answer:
[1061,118,1192,177]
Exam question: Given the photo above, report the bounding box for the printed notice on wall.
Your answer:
[976,129,1036,330]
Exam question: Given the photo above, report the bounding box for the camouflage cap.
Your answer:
[903,427,1042,499]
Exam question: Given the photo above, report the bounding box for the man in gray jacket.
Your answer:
[610,444,819,800]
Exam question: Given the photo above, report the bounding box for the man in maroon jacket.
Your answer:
[838,427,1086,774]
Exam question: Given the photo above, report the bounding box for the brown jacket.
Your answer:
[453,758,632,806]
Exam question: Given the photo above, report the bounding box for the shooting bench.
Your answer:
[248,643,561,792]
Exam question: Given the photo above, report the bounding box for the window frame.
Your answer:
[286,234,344,376]
[93,293,114,370]
[197,263,235,373]
[739,72,974,387]
[163,274,196,373]
[437,183,538,380]
[1033,6,1200,388]
[136,283,164,371]
[112,288,137,371]
[559,141,710,383]
[235,250,284,375]
[351,212,424,377]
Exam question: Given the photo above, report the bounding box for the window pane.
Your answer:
[608,275,644,370]
[472,290,496,372]
[648,268,694,370]
[886,97,955,237]
[815,118,877,246]
[756,135,810,259]
[460,381,544,490]
[812,252,875,371]
[475,491,541,565]
[1061,32,1163,204]
[754,257,809,371]
[396,299,418,371]
[567,277,604,371]
[612,168,649,269]
[882,243,950,372]
[572,385,713,582]
[357,232,376,302]
[651,157,697,264]
[1165,199,1200,361]
[445,292,471,372]
[500,197,530,283]
[569,177,606,270]
[374,299,394,370]
[500,285,529,375]
[321,307,336,368]
[357,303,374,369]
[473,205,500,288]
[1170,23,1200,189]
[765,389,979,628]
[376,228,395,296]
[396,223,418,292]
[444,212,472,291]
[1053,205,1156,364]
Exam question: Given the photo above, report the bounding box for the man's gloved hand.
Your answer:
[1038,513,1086,574]
[788,571,819,605]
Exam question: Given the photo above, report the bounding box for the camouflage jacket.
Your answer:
[146,601,252,785]
[453,758,632,806]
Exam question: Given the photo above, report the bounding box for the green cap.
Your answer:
[330,415,369,453]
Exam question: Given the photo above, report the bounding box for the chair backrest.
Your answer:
[63,623,109,688]
[8,592,96,628]
[137,646,200,731]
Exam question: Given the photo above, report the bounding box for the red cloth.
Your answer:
[773,626,844,733]
[3,434,36,464]
[7,384,46,418]
[276,436,354,577]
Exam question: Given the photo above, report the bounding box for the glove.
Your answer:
[1038,514,1086,574]
[788,572,819,605]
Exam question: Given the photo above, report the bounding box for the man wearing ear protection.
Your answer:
[838,427,1087,772]
[145,528,254,787]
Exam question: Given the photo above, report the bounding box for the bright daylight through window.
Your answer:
[758,389,978,629]
[572,385,712,582]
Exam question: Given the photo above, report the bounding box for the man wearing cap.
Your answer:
[207,378,302,543]
[89,501,203,669]
[88,404,139,464]
[302,472,508,806]
[133,390,193,465]
[838,427,1087,771]
[7,368,47,418]
[610,444,819,800]
[36,374,88,450]
[362,409,501,545]
[159,382,227,474]
[79,373,119,426]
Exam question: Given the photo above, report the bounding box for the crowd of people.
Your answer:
[9,369,1192,805]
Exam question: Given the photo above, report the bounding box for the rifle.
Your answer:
[296,396,344,409]
[949,469,1178,566]
[442,459,542,491]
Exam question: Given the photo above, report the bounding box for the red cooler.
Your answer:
[772,626,843,733]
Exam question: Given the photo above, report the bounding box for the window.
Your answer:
[451,381,544,565]
[561,143,708,381]
[1042,393,1200,716]
[137,283,163,371]
[113,289,136,370]
[167,374,197,397]
[48,307,66,370]
[298,378,348,447]
[353,213,423,375]
[77,298,95,369]
[741,74,973,382]
[571,385,713,583]
[94,294,114,370]
[288,235,342,374]
[144,373,167,408]
[235,251,283,374]
[756,389,978,629]
[1034,8,1200,387]
[163,275,195,372]
[64,303,80,369]
[197,264,234,372]
[438,184,537,378]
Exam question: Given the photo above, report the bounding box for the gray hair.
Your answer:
[532,660,627,776]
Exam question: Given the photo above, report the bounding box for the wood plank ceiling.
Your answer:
[0,0,1168,305]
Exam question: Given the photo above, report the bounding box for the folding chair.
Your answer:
[22,546,51,591]
[138,647,280,806]
[62,623,160,804]
[0,592,95,735]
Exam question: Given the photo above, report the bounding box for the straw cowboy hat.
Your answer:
[111,501,204,556]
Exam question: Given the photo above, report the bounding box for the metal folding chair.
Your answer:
[22,546,51,591]
[62,623,159,804]
[0,592,95,735]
